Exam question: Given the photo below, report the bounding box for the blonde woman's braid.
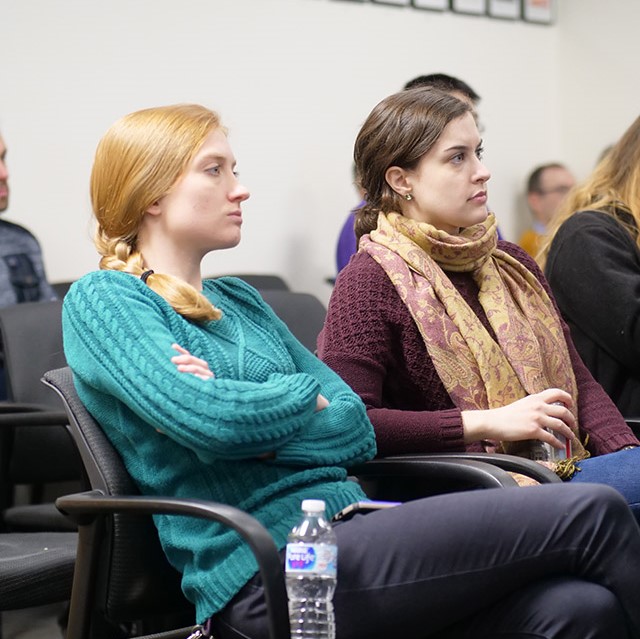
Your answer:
[140,269,222,322]
[90,104,226,323]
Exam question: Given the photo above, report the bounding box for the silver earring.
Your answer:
[404,193,413,201]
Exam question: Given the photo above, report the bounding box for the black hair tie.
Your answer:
[140,269,154,284]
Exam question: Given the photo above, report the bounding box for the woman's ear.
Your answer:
[146,201,162,216]
[385,166,411,198]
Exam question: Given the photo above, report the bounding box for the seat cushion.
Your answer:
[0,532,77,609]
[3,503,78,532]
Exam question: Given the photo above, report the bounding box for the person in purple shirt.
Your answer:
[335,206,360,273]
[336,164,365,273]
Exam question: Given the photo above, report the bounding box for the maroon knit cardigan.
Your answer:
[318,241,638,457]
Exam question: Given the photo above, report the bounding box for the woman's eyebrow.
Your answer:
[198,154,226,164]
[442,144,469,153]
[442,140,483,153]
[198,153,237,168]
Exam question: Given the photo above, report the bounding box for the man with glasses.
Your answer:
[519,163,576,259]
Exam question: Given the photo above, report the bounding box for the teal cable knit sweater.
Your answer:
[62,271,376,623]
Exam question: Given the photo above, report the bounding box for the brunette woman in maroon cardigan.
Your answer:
[318,86,640,519]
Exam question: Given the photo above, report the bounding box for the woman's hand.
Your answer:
[462,388,576,450]
[315,393,330,412]
[171,344,214,381]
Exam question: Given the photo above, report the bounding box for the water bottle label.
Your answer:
[285,543,337,577]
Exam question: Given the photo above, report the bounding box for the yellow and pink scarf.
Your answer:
[361,211,587,464]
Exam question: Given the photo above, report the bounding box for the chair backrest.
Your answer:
[0,299,66,406]
[0,300,81,495]
[260,290,327,353]
[42,367,193,626]
[212,273,290,291]
[50,280,74,300]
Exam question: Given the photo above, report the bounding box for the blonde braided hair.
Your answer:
[90,104,225,322]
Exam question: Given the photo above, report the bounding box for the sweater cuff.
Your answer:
[589,430,640,455]
[439,408,466,449]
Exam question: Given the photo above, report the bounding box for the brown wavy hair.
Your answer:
[90,104,225,322]
[353,87,471,241]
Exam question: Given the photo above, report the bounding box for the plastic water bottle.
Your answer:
[285,499,337,639]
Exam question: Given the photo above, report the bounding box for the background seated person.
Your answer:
[541,115,640,419]
[518,162,575,260]
[0,130,57,398]
[0,131,57,306]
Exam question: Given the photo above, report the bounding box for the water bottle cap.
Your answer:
[301,499,326,512]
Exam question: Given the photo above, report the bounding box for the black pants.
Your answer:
[211,483,640,639]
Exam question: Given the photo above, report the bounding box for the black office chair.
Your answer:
[0,301,80,637]
[0,300,82,532]
[42,366,525,639]
[0,306,80,636]
[43,367,289,639]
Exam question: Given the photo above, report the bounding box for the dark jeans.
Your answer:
[210,483,640,639]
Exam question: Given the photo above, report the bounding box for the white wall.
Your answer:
[559,0,640,179]
[0,0,638,305]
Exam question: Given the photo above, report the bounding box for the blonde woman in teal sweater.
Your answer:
[62,103,640,639]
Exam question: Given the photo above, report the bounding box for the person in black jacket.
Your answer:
[541,115,640,417]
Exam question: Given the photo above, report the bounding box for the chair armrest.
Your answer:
[400,453,562,484]
[56,491,290,639]
[0,408,68,426]
[625,418,640,438]
[351,456,517,487]
[349,456,518,502]
[0,401,63,413]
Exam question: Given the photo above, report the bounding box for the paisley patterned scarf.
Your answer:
[361,211,587,465]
